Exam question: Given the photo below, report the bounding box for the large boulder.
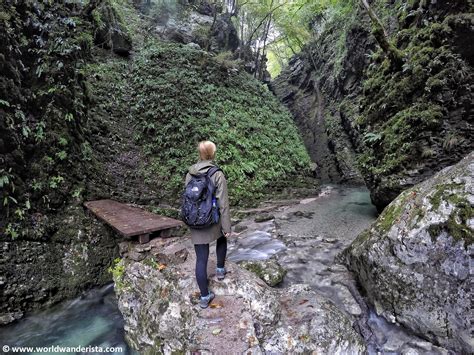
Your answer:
[114,237,366,354]
[153,3,239,53]
[344,152,473,353]
[93,0,133,55]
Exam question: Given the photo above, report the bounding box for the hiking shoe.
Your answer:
[199,292,215,309]
[216,267,226,281]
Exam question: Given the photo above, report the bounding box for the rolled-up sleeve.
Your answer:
[215,171,231,234]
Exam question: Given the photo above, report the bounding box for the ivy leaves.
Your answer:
[128,41,310,204]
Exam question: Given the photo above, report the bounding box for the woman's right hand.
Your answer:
[224,232,232,238]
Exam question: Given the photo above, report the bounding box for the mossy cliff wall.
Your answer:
[0,0,133,324]
[272,0,473,211]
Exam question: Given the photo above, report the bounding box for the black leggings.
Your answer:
[194,236,227,297]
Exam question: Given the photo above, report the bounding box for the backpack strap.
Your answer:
[206,166,222,178]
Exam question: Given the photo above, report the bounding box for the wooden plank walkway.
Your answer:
[84,199,183,243]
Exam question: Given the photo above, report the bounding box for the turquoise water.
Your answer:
[0,285,135,355]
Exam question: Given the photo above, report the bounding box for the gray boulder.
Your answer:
[113,237,366,354]
[93,1,133,56]
[154,7,239,53]
[344,151,473,353]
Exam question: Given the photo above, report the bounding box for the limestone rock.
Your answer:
[114,237,366,354]
[238,259,286,287]
[154,4,239,53]
[344,152,474,353]
[0,207,119,325]
[94,1,133,55]
[186,42,201,50]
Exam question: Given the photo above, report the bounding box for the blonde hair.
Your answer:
[197,140,216,161]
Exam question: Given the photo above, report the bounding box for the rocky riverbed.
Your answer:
[113,184,454,354]
[2,180,469,354]
[230,186,452,354]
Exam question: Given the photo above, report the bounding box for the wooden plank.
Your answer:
[84,199,183,238]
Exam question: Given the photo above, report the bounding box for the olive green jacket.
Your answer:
[184,160,231,245]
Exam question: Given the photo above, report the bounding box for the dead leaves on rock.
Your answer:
[209,301,223,309]
[157,263,167,271]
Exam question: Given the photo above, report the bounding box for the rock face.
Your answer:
[92,0,133,55]
[114,237,366,354]
[0,1,123,323]
[0,207,119,325]
[272,1,474,210]
[152,1,239,53]
[270,13,372,184]
[344,152,474,353]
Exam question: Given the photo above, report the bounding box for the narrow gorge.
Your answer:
[0,0,472,354]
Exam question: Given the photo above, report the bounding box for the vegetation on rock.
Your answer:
[128,40,311,204]
[0,0,311,323]
[272,0,473,210]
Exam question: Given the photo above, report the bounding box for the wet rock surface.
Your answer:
[229,185,450,354]
[0,207,119,325]
[114,233,366,354]
[113,185,456,354]
[344,152,474,353]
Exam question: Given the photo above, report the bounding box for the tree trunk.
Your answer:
[253,46,260,78]
[258,13,272,80]
[360,0,403,68]
[207,0,219,51]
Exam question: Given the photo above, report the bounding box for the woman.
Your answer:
[185,141,231,309]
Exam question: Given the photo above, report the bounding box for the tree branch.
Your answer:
[360,0,404,68]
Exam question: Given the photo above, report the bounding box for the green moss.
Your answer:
[0,11,10,21]
[142,257,159,269]
[378,199,404,232]
[108,258,126,289]
[446,202,473,243]
[429,183,464,210]
[356,9,472,189]
[242,262,265,275]
[427,184,473,245]
[427,204,473,246]
[239,260,286,286]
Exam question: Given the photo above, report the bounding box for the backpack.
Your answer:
[181,166,221,229]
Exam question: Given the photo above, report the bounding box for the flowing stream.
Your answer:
[0,285,135,355]
[0,185,446,354]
